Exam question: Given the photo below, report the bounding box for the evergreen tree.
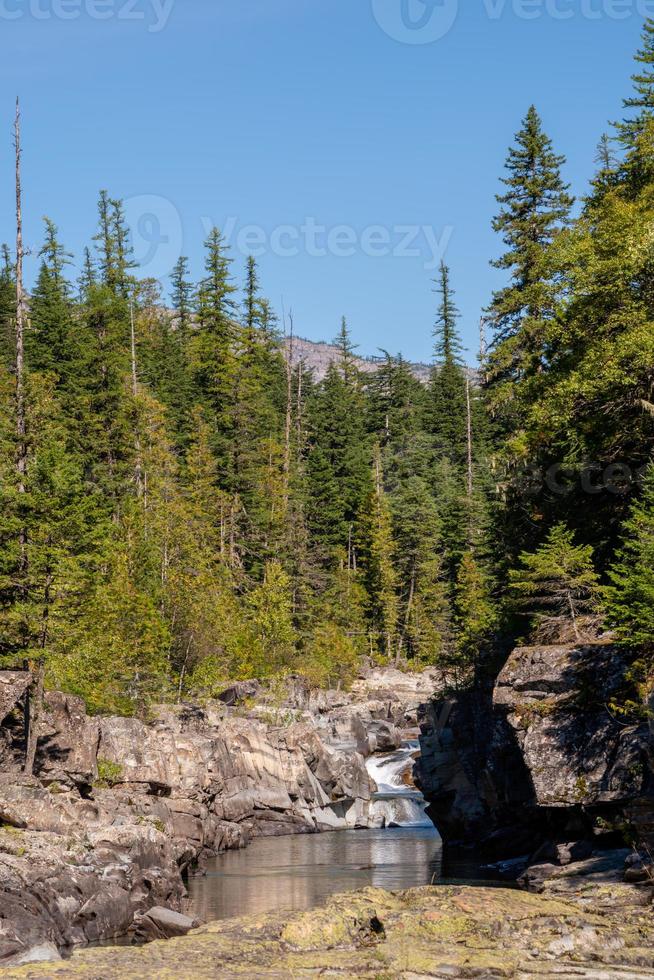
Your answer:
[502,31,654,558]
[509,525,603,643]
[137,288,192,444]
[616,17,654,188]
[170,255,193,337]
[487,106,573,391]
[359,446,399,657]
[244,255,260,335]
[589,134,619,202]
[367,353,429,471]
[247,561,296,675]
[428,261,468,464]
[27,220,78,393]
[40,218,73,288]
[335,315,358,380]
[431,455,469,582]
[78,246,97,301]
[606,466,654,653]
[94,190,117,290]
[77,284,134,504]
[52,538,171,716]
[306,321,371,559]
[190,227,238,479]
[452,551,496,684]
[303,621,361,690]
[93,192,135,296]
[0,374,100,670]
[391,474,450,664]
[110,198,136,297]
[229,258,286,557]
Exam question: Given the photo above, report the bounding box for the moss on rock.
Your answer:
[2,883,653,979]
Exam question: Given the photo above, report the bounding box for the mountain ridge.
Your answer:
[283,334,432,383]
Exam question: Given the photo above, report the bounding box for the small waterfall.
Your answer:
[366,739,433,829]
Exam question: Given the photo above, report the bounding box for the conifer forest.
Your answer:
[2,21,654,723]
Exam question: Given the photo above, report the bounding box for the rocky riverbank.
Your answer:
[2,643,652,971]
[416,639,654,881]
[0,666,436,966]
[2,877,654,978]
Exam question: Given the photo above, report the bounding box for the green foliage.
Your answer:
[509,525,603,643]
[453,551,497,678]
[170,255,193,336]
[428,262,468,464]
[0,245,14,371]
[302,622,360,690]
[4,28,654,726]
[95,758,124,788]
[606,467,654,653]
[247,561,296,675]
[359,447,399,658]
[306,323,371,558]
[483,38,654,577]
[489,105,573,355]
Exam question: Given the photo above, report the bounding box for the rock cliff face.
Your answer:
[416,641,654,860]
[0,667,436,964]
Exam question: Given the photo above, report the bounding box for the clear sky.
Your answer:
[0,1,649,364]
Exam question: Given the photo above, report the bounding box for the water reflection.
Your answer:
[188,827,448,922]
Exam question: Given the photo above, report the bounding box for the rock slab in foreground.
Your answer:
[2,883,654,979]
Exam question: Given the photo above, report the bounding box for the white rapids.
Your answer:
[366,739,433,829]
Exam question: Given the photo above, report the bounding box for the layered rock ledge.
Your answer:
[0,667,437,965]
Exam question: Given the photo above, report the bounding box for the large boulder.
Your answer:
[36,692,100,790]
[494,643,651,808]
[417,641,654,858]
[97,717,178,793]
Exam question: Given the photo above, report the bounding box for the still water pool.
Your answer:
[186,826,488,922]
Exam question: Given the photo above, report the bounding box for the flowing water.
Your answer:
[187,739,487,922]
[366,738,433,829]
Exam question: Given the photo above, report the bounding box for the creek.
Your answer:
[187,740,484,922]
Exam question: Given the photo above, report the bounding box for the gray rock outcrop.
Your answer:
[0,666,432,963]
[416,641,653,860]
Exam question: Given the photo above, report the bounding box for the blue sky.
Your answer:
[0,1,649,363]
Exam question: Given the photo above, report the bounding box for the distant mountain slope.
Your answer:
[283,335,432,384]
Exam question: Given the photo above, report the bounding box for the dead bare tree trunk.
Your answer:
[14,98,40,776]
[130,300,144,498]
[23,660,44,776]
[465,377,475,549]
[567,591,581,642]
[14,98,27,537]
[466,378,474,502]
[479,316,487,367]
[282,310,294,511]
[295,360,303,464]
